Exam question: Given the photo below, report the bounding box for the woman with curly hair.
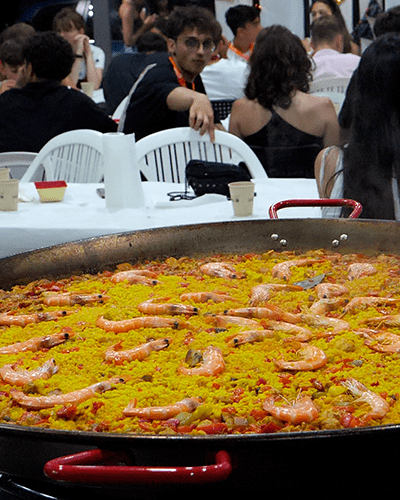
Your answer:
[229,25,339,177]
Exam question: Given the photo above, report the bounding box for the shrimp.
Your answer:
[204,314,262,328]
[250,284,303,305]
[200,262,244,279]
[343,297,400,314]
[43,293,109,307]
[180,292,234,303]
[0,359,58,386]
[226,329,274,347]
[96,315,189,333]
[10,377,124,410]
[309,298,348,315]
[111,270,160,286]
[137,298,198,316]
[315,283,349,299]
[347,263,377,281]
[263,320,313,342]
[299,313,350,334]
[274,342,327,371]
[358,330,400,353]
[225,304,300,324]
[0,310,72,327]
[342,377,390,421]
[104,338,170,364]
[360,314,400,327]
[0,331,73,355]
[178,346,225,376]
[263,395,319,425]
[271,259,323,281]
[123,397,202,419]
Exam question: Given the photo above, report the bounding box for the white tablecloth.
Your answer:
[0,179,321,258]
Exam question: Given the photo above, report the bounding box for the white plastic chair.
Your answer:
[0,152,38,180]
[20,130,104,183]
[135,127,268,183]
[309,76,351,94]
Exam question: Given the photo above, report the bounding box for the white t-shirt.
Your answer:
[78,44,105,81]
[311,48,360,81]
[201,58,249,100]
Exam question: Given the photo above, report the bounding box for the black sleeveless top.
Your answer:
[243,112,324,178]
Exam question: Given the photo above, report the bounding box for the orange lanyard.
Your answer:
[169,56,195,90]
[228,42,253,61]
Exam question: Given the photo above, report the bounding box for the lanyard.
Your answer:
[169,56,195,90]
[228,42,253,61]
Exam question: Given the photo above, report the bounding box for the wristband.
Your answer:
[75,54,84,58]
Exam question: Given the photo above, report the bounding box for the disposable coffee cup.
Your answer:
[0,167,10,180]
[81,82,94,98]
[228,181,255,217]
[0,179,19,211]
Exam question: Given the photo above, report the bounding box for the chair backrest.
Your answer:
[309,76,351,94]
[135,127,268,183]
[250,143,323,178]
[211,100,235,121]
[0,152,38,180]
[20,130,104,183]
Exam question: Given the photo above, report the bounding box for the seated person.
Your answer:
[229,25,339,178]
[0,31,116,153]
[200,36,248,101]
[53,8,105,90]
[103,31,167,115]
[225,4,262,62]
[122,5,223,141]
[310,16,360,81]
[315,33,400,220]
[0,39,25,95]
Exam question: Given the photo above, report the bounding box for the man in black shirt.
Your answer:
[0,31,116,153]
[103,31,168,115]
[122,5,222,141]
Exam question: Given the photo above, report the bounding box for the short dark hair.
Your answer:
[245,25,311,109]
[136,32,167,52]
[165,5,221,45]
[225,5,261,36]
[0,23,36,45]
[374,6,400,37]
[311,15,344,45]
[22,31,75,81]
[0,39,25,68]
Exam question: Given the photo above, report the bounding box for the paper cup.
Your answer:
[228,181,255,217]
[81,82,94,98]
[0,179,19,211]
[0,167,10,180]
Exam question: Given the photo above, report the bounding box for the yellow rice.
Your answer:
[1,249,400,435]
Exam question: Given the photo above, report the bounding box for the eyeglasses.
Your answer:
[183,37,215,52]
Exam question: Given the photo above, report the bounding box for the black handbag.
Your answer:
[185,159,251,198]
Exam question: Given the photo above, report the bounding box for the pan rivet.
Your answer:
[332,239,340,247]
[279,239,287,247]
[340,234,348,241]
[271,233,279,241]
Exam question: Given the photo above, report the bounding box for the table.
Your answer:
[0,178,321,259]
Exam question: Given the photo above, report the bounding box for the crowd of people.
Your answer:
[1,1,400,220]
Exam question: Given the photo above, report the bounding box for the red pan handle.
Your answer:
[44,448,232,485]
[268,198,363,219]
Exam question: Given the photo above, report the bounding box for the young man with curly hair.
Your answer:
[122,5,223,141]
[0,31,116,153]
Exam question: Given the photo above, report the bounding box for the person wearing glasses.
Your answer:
[122,5,222,141]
